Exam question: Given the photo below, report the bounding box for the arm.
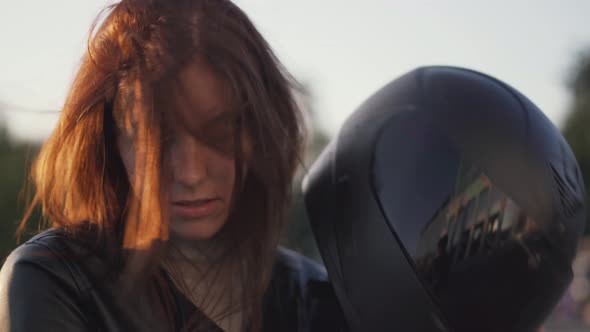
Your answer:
[0,243,91,332]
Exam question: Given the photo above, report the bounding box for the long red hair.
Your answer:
[20,0,306,330]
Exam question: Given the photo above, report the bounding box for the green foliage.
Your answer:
[563,49,590,235]
[284,128,330,262]
[0,124,40,260]
[283,83,331,261]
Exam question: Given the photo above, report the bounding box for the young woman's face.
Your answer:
[117,59,250,242]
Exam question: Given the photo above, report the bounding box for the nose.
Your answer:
[169,133,210,189]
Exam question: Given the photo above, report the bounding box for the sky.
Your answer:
[1,0,589,141]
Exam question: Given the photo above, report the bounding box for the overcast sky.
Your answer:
[1,0,589,141]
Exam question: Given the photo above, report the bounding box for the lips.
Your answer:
[173,199,215,206]
[171,198,221,219]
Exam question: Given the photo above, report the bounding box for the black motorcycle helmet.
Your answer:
[302,66,586,332]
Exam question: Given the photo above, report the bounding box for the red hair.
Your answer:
[20,0,306,330]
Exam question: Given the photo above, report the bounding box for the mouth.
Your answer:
[172,198,218,206]
[171,198,221,218]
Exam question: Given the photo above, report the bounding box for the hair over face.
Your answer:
[20,0,307,330]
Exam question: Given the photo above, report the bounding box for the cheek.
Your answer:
[212,131,253,188]
[211,154,238,193]
[117,135,136,179]
[239,130,254,175]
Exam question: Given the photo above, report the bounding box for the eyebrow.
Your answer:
[201,109,237,127]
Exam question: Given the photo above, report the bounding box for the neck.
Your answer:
[162,237,243,331]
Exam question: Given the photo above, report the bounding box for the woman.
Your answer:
[0,0,344,331]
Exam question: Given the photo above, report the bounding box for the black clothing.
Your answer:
[0,228,346,331]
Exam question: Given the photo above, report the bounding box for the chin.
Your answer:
[169,217,227,242]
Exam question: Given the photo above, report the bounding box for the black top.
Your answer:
[0,228,347,331]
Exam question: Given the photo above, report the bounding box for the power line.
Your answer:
[0,102,60,114]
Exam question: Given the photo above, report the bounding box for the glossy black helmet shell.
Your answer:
[303,66,586,332]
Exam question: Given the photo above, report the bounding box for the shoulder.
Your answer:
[264,247,347,332]
[0,227,92,298]
[1,228,85,288]
[0,228,91,330]
[274,246,328,284]
[1,226,108,304]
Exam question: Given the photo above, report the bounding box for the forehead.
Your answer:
[168,58,232,128]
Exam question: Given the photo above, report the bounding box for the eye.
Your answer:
[116,125,136,145]
[200,114,240,154]
[114,110,140,141]
[161,132,175,147]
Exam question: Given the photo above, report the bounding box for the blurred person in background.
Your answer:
[0,0,344,331]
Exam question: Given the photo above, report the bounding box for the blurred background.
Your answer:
[1,1,590,331]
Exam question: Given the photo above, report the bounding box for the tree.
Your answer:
[0,105,41,260]
[562,49,590,234]
[284,83,330,261]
